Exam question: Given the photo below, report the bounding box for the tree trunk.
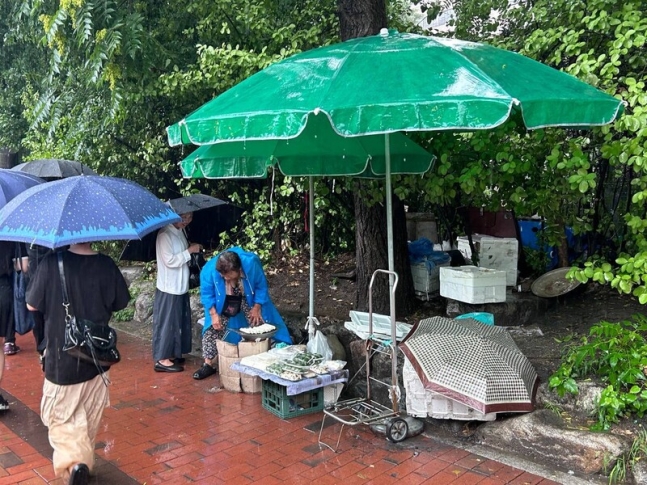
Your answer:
[337,0,387,41]
[354,189,415,316]
[337,0,415,317]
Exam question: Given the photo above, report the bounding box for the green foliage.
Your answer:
[112,286,139,323]
[218,176,355,261]
[607,429,647,484]
[522,247,552,277]
[548,315,647,430]
[406,0,647,298]
[6,0,647,307]
[112,306,135,322]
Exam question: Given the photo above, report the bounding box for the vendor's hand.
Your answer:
[210,310,222,330]
[249,306,262,327]
[188,243,202,254]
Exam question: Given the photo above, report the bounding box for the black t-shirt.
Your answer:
[26,243,54,277]
[26,250,130,385]
[0,241,14,277]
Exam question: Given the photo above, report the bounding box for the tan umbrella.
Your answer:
[400,316,538,414]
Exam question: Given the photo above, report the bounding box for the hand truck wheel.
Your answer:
[386,417,408,442]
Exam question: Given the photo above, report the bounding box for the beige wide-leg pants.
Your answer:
[41,373,110,478]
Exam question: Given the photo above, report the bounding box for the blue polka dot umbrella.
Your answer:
[0,175,181,248]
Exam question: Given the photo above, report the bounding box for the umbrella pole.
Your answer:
[385,134,394,277]
[385,134,399,413]
[308,176,316,334]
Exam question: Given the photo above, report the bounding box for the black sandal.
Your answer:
[193,363,217,380]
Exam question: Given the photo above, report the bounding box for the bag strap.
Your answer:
[57,252,74,323]
[14,244,24,272]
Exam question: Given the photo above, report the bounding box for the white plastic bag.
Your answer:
[307,330,333,362]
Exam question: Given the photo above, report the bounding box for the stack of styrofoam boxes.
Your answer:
[457,234,519,286]
[440,266,507,303]
[403,357,496,421]
[411,255,451,300]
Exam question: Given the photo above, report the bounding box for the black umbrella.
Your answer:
[119,195,243,262]
[11,159,98,178]
[167,193,224,214]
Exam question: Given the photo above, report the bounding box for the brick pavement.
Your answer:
[0,332,560,484]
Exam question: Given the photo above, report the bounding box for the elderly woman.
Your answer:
[153,211,203,373]
[194,247,292,380]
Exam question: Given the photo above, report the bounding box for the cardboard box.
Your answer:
[440,266,506,304]
[216,339,269,393]
[457,234,518,286]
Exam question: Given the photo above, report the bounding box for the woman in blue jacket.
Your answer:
[193,247,292,380]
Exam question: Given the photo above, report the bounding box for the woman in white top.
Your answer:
[152,212,202,372]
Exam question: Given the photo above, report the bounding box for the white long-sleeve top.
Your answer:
[156,224,190,295]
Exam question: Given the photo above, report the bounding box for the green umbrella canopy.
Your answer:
[168,30,623,146]
[180,114,434,179]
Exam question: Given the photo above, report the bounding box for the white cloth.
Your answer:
[156,224,190,295]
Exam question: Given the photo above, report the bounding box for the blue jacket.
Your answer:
[199,247,292,345]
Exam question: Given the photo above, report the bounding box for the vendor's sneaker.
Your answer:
[0,394,9,411]
[3,343,20,355]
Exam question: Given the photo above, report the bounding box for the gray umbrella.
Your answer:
[11,159,97,178]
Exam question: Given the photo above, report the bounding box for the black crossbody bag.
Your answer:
[57,252,121,369]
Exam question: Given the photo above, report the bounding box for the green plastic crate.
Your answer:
[261,379,324,419]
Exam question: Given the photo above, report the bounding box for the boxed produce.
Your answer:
[217,339,269,393]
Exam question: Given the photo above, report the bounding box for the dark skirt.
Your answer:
[152,290,192,361]
[0,275,13,339]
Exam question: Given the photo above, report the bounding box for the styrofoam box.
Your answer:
[403,358,496,421]
[345,311,412,341]
[457,234,519,286]
[439,266,506,304]
[411,260,451,299]
[323,382,344,406]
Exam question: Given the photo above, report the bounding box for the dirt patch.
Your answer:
[265,252,358,324]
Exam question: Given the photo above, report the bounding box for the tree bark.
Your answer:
[337,0,416,317]
[337,0,387,41]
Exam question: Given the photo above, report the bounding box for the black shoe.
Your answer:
[69,463,89,485]
[0,394,8,411]
[193,363,217,380]
[154,361,184,373]
[174,357,186,365]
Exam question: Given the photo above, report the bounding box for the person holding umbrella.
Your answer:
[153,211,202,372]
[26,242,131,485]
[0,175,181,484]
[0,241,17,411]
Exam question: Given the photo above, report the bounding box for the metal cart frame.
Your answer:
[318,269,410,451]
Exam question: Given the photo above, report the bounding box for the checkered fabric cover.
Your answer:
[400,316,538,414]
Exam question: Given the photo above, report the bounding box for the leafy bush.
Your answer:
[549,315,647,430]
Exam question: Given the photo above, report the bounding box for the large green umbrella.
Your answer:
[168,30,622,147]
[168,29,623,326]
[180,113,435,330]
[180,113,433,179]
